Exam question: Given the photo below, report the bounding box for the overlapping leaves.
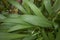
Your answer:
[0,0,60,40]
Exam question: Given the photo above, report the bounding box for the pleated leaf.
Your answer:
[4,18,29,25]
[21,15,52,27]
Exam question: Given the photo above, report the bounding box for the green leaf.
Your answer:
[23,34,36,40]
[23,36,35,40]
[53,0,60,12]
[8,24,34,32]
[23,0,45,18]
[22,1,31,14]
[43,0,53,15]
[4,18,29,25]
[0,14,6,22]
[0,32,28,40]
[0,23,17,32]
[7,0,28,14]
[21,15,52,27]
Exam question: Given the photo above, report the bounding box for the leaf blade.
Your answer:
[21,15,52,27]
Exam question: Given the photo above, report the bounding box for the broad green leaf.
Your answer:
[7,0,28,14]
[42,30,49,40]
[21,15,52,27]
[4,18,29,25]
[43,0,53,15]
[23,0,45,18]
[53,0,60,12]
[0,23,17,32]
[8,24,34,32]
[55,28,60,40]
[0,32,28,40]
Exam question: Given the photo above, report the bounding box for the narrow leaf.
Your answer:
[43,0,53,15]
[0,32,28,40]
[23,0,45,18]
[7,0,28,14]
[53,0,60,12]
[4,18,29,25]
[8,24,34,32]
[22,1,31,14]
